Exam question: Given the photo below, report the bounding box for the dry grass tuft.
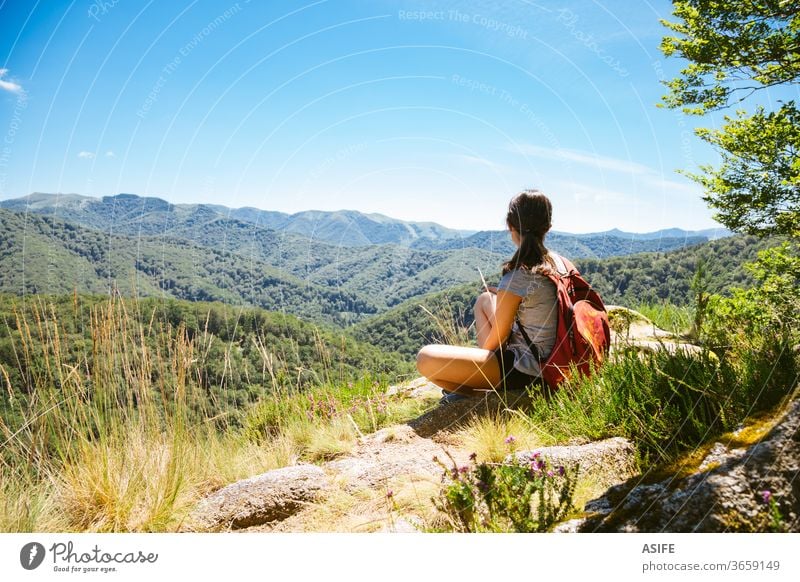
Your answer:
[456,412,543,463]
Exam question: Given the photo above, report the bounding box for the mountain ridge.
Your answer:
[1,192,731,247]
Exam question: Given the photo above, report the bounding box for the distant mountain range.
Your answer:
[0,193,471,248]
[567,226,731,241]
[1,192,730,253]
[0,192,735,327]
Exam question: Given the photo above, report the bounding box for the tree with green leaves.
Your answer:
[660,0,799,237]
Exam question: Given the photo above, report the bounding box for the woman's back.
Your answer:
[496,252,566,376]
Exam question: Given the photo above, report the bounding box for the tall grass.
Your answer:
[521,333,798,468]
[0,294,188,530]
[419,293,473,347]
[0,293,422,532]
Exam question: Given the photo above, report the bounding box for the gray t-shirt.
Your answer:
[496,254,565,376]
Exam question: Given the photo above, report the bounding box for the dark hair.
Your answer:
[502,189,553,275]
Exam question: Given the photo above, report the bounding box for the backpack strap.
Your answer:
[514,254,571,368]
[549,252,569,275]
[515,315,543,365]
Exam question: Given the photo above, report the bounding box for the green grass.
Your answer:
[633,301,693,335]
[520,332,797,468]
[242,374,431,457]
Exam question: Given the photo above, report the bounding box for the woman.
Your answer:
[416,190,565,400]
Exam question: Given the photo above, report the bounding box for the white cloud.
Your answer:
[78,151,96,159]
[0,68,23,94]
[511,143,704,199]
[105,150,116,158]
[553,174,701,206]
[509,143,652,175]
[554,180,625,204]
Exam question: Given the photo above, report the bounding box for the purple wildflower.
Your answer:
[558,466,565,477]
[386,490,394,499]
[547,470,554,478]
[459,465,469,474]
[504,435,516,445]
[761,490,772,504]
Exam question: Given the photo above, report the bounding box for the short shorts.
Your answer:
[493,347,543,392]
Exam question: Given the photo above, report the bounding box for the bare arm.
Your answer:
[479,289,522,351]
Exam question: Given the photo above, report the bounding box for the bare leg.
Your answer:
[474,291,497,349]
[416,344,501,393]
[425,378,487,397]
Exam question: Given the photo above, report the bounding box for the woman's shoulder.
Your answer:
[498,266,551,294]
[500,252,571,285]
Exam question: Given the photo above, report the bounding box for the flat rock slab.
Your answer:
[184,464,329,531]
[606,306,703,355]
[386,377,442,399]
[613,338,704,356]
[327,425,452,490]
[515,437,638,491]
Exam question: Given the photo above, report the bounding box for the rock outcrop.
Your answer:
[407,388,532,438]
[558,398,800,532]
[326,424,450,490]
[183,380,639,532]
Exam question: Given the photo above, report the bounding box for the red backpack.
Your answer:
[516,254,611,390]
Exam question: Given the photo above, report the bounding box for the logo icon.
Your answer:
[20,542,46,570]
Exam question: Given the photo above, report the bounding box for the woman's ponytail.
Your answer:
[502,190,553,275]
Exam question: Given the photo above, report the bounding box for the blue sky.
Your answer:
[0,0,795,233]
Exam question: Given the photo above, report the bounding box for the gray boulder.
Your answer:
[183,464,329,531]
[515,437,638,491]
[607,305,704,356]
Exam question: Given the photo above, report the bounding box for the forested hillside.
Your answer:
[4,192,717,259]
[0,195,504,314]
[351,283,477,359]
[0,193,470,247]
[1,202,771,355]
[0,209,376,325]
[575,235,778,306]
[353,234,776,358]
